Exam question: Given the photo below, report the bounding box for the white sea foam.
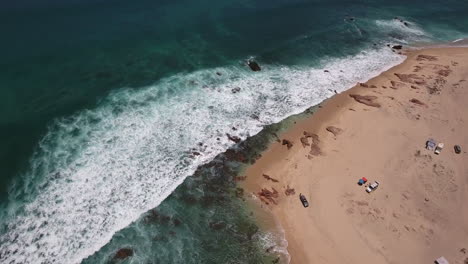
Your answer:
[0,47,405,263]
[375,19,430,43]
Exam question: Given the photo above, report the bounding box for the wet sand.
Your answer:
[241,47,468,264]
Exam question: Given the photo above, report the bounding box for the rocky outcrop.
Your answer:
[258,188,279,205]
[416,54,438,61]
[114,248,134,260]
[263,174,279,183]
[231,87,241,93]
[394,73,426,85]
[282,139,293,149]
[226,133,241,143]
[390,80,406,89]
[392,45,403,50]
[247,60,261,71]
[326,126,343,137]
[437,69,451,77]
[349,94,381,108]
[409,98,427,107]
[285,185,295,196]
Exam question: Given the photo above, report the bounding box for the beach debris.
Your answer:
[282,139,294,149]
[231,87,241,93]
[416,54,438,61]
[113,248,134,260]
[409,98,427,107]
[454,145,461,154]
[349,94,381,108]
[262,174,279,183]
[359,82,369,88]
[285,185,296,196]
[394,73,426,85]
[326,126,343,137]
[247,60,261,71]
[258,188,280,205]
[226,133,241,143]
[299,193,309,208]
[392,44,403,50]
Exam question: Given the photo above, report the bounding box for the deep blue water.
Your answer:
[0,0,467,263]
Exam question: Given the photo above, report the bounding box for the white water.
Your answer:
[0,47,405,263]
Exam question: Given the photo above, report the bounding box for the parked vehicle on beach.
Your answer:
[435,143,444,155]
[299,193,309,208]
[426,138,437,151]
[366,181,380,193]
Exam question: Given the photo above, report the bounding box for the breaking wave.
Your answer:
[0,47,405,263]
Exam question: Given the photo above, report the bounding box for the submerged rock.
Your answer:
[247,60,261,71]
[113,248,134,260]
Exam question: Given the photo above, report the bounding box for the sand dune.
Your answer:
[242,47,468,264]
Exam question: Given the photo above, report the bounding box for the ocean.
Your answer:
[0,0,467,263]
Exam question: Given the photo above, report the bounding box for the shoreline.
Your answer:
[240,46,468,263]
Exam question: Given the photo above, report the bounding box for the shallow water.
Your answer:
[0,0,467,263]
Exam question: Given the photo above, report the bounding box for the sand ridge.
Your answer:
[241,47,468,264]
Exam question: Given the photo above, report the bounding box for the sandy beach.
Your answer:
[242,47,468,264]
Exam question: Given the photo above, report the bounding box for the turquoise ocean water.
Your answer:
[1,0,467,263]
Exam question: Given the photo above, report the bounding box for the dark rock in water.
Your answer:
[231,87,241,93]
[403,22,409,27]
[216,72,222,76]
[226,133,241,143]
[209,221,227,230]
[224,149,248,163]
[392,45,403,50]
[114,248,134,260]
[247,60,261,71]
[324,70,329,73]
[172,218,182,226]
